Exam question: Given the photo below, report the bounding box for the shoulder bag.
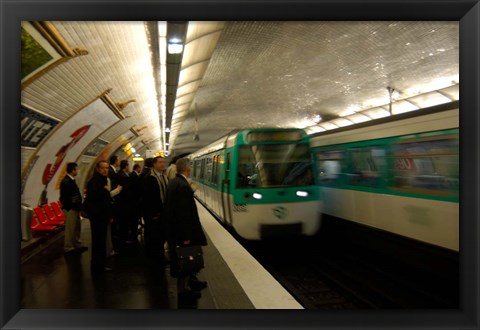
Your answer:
[175,245,204,275]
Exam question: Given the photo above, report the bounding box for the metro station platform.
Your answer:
[20,201,303,310]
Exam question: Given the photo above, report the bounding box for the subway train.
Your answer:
[310,101,459,252]
[188,128,322,240]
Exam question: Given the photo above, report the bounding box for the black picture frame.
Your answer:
[2,0,478,329]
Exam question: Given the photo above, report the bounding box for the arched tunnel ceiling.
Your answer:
[170,21,458,155]
[21,21,459,160]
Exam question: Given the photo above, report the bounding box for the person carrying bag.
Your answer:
[165,157,208,299]
[175,244,204,276]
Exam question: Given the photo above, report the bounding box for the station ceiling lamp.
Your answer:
[168,38,184,54]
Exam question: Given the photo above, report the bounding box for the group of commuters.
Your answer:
[59,155,207,298]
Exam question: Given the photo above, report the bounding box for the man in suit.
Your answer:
[165,157,208,298]
[114,160,135,246]
[141,156,168,263]
[59,162,88,255]
[108,155,120,249]
[84,160,114,273]
[108,155,120,186]
[139,157,153,179]
[130,163,142,242]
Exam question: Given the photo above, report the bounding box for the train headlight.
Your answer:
[252,192,263,200]
[296,190,309,197]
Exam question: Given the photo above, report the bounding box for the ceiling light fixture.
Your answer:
[168,38,183,54]
[158,21,167,154]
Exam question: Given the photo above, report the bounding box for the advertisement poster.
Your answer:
[22,98,119,207]
[21,106,59,148]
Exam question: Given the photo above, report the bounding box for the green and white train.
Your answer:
[310,101,459,251]
[189,128,322,240]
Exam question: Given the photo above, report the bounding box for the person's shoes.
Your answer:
[109,250,119,256]
[188,279,208,291]
[178,289,201,299]
[75,246,88,253]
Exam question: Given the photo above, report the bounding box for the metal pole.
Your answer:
[387,86,395,115]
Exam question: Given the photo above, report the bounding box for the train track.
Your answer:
[198,197,459,309]
[238,234,459,310]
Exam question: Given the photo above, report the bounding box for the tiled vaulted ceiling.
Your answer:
[21,21,459,159]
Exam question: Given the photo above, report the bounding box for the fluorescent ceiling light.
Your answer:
[346,113,371,124]
[362,107,390,119]
[168,38,183,54]
[319,122,339,131]
[330,117,354,127]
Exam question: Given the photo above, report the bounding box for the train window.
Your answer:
[200,158,206,180]
[194,160,202,180]
[237,143,313,188]
[205,156,213,183]
[225,153,231,185]
[316,150,343,184]
[346,147,386,187]
[212,155,219,185]
[392,137,458,194]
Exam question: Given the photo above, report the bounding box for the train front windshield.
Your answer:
[237,143,313,188]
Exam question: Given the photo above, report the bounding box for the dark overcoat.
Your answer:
[84,172,112,220]
[141,172,166,219]
[114,171,134,218]
[165,174,207,246]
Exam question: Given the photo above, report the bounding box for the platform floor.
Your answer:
[21,201,302,309]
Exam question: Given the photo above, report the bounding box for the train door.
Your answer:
[221,152,233,226]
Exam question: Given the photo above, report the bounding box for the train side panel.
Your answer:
[320,187,459,251]
[311,103,459,251]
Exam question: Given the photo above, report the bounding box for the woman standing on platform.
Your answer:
[84,160,115,274]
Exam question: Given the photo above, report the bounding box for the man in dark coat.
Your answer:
[114,160,135,246]
[141,156,168,263]
[129,163,142,242]
[139,157,153,179]
[84,160,114,273]
[165,157,207,298]
[59,162,88,255]
[108,155,120,248]
[108,155,120,189]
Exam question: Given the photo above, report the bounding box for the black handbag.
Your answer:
[175,245,204,275]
